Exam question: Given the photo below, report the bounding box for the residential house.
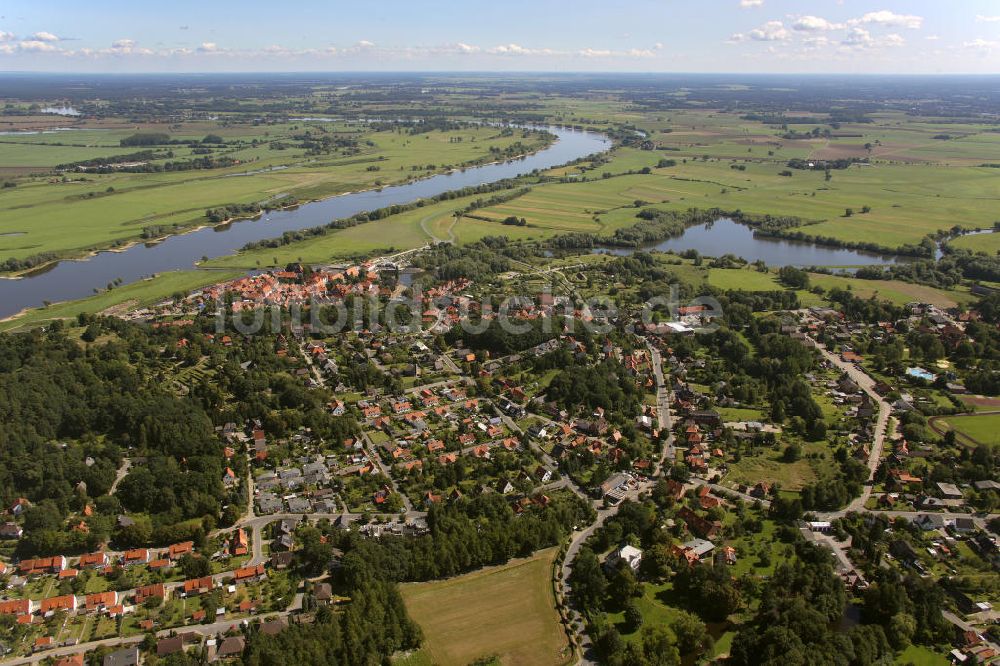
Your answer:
[234,564,266,582]
[936,482,963,500]
[314,583,333,604]
[606,545,643,572]
[134,583,166,605]
[78,552,107,568]
[55,655,84,666]
[216,636,246,661]
[677,507,722,539]
[182,577,214,597]
[286,496,312,513]
[681,538,716,561]
[40,595,77,614]
[102,646,139,666]
[270,552,294,570]
[18,556,66,576]
[156,636,184,657]
[123,549,150,566]
[84,591,119,612]
[232,529,249,557]
[0,599,32,617]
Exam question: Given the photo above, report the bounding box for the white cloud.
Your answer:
[748,20,789,41]
[849,10,922,30]
[102,39,153,56]
[801,35,831,49]
[0,31,15,42]
[577,47,656,58]
[841,27,904,49]
[964,38,1000,51]
[730,20,790,43]
[975,15,1000,23]
[925,34,940,41]
[0,36,663,65]
[31,31,60,42]
[792,16,843,32]
[843,27,873,47]
[487,43,548,55]
[739,0,763,7]
[17,40,58,52]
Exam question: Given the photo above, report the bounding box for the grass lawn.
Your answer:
[934,413,1000,445]
[949,231,1000,255]
[707,267,784,292]
[605,582,687,638]
[722,453,817,491]
[400,547,572,666]
[717,407,766,422]
[894,645,949,666]
[807,273,974,308]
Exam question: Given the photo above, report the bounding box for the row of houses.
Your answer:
[1,565,267,624]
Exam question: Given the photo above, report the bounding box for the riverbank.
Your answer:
[0,133,557,279]
[0,269,243,332]
[0,126,608,321]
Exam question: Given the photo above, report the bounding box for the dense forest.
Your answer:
[0,315,359,556]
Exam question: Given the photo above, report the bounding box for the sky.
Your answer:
[1,0,999,74]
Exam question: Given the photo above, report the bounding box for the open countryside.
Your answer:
[0,3,999,666]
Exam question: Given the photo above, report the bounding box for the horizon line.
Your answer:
[2,70,1000,77]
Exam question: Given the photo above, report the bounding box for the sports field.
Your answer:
[931,413,1000,446]
[399,548,572,666]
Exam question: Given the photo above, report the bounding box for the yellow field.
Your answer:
[400,548,572,666]
[807,273,975,308]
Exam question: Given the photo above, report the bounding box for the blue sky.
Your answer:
[2,0,999,73]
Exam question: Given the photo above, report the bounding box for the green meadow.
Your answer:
[0,122,549,267]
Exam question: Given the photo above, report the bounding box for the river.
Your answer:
[0,126,610,319]
[595,218,906,268]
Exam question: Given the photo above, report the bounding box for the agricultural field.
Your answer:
[400,548,572,666]
[0,119,550,267]
[806,272,975,308]
[465,112,1000,254]
[948,231,1000,255]
[533,110,1000,251]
